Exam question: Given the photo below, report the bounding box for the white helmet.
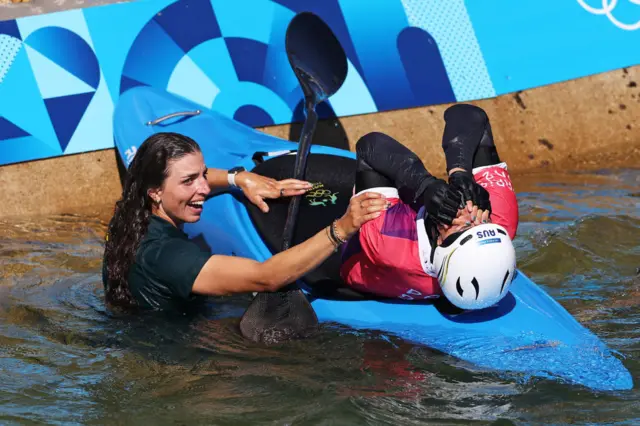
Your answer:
[433,223,516,310]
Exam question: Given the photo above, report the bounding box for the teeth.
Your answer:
[190,201,204,206]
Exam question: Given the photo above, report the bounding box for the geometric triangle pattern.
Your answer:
[0,43,60,154]
[62,81,114,155]
[120,75,148,94]
[25,45,96,99]
[24,26,100,90]
[0,116,30,141]
[154,0,221,53]
[0,135,60,165]
[1,0,634,172]
[0,34,23,84]
[0,20,21,40]
[225,37,269,85]
[120,19,186,91]
[167,53,220,108]
[44,92,95,151]
[0,0,522,168]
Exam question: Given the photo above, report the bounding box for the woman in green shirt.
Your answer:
[102,132,387,311]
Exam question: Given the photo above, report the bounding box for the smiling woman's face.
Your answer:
[148,151,211,227]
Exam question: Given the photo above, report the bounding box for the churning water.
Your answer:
[1,169,639,425]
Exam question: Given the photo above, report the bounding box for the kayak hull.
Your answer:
[113,87,633,391]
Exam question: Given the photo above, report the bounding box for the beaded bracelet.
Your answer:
[330,220,348,245]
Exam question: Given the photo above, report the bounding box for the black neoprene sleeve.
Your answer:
[355,132,434,207]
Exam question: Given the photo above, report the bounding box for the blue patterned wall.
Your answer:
[1,0,640,166]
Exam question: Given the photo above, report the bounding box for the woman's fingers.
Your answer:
[272,180,313,198]
[279,188,308,197]
[354,193,388,212]
[259,182,310,199]
[353,191,384,201]
[451,216,468,227]
[359,198,389,212]
[354,208,384,227]
[239,173,312,210]
[259,187,281,199]
[343,192,389,231]
[361,211,383,223]
[452,206,473,226]
[481,209,490,223]
[473,209,482,225]
[279,183,312,191]
[248,194,269,213]
[277,179,313,188]
[472,208,491,224]
[471,205,479,222]
[277,178,309,184]
[466,200,474,214]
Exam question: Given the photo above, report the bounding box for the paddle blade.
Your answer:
[239,288,319,344]
[285,12,348,105]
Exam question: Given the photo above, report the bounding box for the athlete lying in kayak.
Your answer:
[102,132,388,311]
[340,104,519,309]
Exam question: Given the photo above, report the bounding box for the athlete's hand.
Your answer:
[440,205,491,234]
[448,171,491,213]
[449,171,491,213]
[335,192,389,239]
[471,205,491,225]
[441,207,474,231]
[236,172,313,213]
[422,178,462,226]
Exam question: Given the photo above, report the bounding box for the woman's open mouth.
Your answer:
[187,200,204,212]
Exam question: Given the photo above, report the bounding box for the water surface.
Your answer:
[1,169,639,425]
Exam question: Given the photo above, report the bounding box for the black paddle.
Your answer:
[239,12,348,344]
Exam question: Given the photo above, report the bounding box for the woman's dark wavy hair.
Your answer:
[104,132,201,309]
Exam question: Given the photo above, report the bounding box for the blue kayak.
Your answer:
[113,86,633,391]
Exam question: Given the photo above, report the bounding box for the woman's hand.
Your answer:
[422,178,462,226]
[448,171,491,213]
[334,192,389,240]
[471,205,491,225]
[440,205,491,235]
[235,172,313,213]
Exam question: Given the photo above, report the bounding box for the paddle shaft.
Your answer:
[281,105,318,251]
[239,12,348,343]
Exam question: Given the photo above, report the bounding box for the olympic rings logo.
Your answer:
[577,0,640,30]
[304,183,339,207]
[306,189,333,198]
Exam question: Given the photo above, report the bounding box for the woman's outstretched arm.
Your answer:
[191,191,388,296]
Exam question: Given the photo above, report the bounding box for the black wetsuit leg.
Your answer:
[355,132,432,207]
[473,120,501,168]
[442,104,501,169]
